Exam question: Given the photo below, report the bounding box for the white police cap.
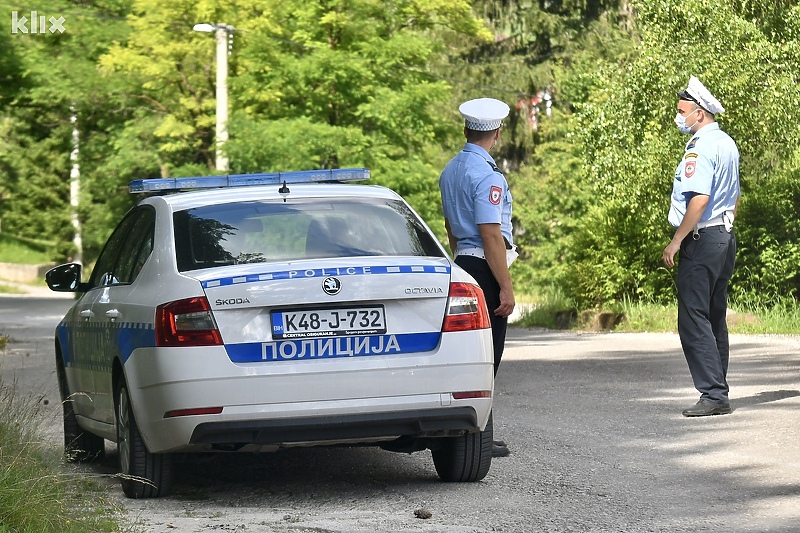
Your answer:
[459,98,510,131]
[677,76,725,115]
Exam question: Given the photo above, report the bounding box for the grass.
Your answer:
[0,233,53,265]
[514,288,800,335]
[726,296,800,334]
[0,283,27,295]
[0,232,56,294]
[0,378,125,532]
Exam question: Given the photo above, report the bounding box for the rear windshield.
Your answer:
[174,197,444,272]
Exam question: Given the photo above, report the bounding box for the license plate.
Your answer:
[271,305,386,339]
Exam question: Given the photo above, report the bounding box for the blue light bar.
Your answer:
[129,168,370,193]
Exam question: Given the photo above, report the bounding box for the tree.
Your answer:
[0,1,133,260]
[93,0,495,240]
[223,0,493,229]
[546,0,800,305]
[450,1,636,290]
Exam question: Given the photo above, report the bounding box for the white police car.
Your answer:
[46,168,495,498]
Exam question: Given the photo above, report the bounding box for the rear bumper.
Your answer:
[190,407,478,446]
[122,329,493,453]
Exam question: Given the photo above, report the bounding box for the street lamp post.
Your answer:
[193,22,234,172]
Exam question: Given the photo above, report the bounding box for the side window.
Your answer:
[89,210,141,288]
[115,207,155,284]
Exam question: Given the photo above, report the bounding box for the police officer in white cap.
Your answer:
[439,97,515,457]
[663,76,740,417]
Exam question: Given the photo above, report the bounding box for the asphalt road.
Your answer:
[1,295,799,532]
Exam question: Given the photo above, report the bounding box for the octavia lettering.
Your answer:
[405,287,443,295]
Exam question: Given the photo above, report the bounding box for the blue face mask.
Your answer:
[674,108,700,134]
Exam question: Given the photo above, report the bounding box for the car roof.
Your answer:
[137,183,404,211]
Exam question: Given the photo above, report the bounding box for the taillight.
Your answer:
[442,282,491,332]
[156,297,223,347]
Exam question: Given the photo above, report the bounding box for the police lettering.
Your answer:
[262,334,401,360]
[287,266,371,279]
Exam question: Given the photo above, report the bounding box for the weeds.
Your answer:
[515,292,800,335]
[728,296,800,334]
[0,379,123,532]
[515,285,577,329]
[616,297,677,332]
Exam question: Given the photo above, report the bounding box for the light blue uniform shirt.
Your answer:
[439,143,513,251]
[668,122,740,227]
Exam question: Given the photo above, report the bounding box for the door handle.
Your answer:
[79,309,94,320]
[105,309,120,320]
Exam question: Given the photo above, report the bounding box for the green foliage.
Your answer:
[224,0,489,234]
[734,160,800,300]
[506,6,638,298]
[2,0,799,312]
[539,0,800,307]
[0,1,137,263]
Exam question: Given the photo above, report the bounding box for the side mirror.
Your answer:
[45,263,86,292]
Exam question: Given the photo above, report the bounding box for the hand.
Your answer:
[495,287,515,318]
[663,240,681,268]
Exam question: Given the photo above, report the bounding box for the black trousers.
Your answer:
[455,255,507,376]
[676,226,736,403]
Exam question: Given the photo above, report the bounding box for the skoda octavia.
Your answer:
[47,168,495,498]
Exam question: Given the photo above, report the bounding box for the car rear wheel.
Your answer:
[57,357,104,462]
[116,381,173,498]
[431,411,493,482]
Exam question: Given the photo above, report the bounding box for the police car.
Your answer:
[46,168,495,498]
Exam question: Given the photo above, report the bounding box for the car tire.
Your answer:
[116,381,173,498]
[57,357,105,463]
[431,411,493,482]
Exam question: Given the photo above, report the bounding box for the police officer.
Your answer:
[662,76,740,417]
[439,98,516,456]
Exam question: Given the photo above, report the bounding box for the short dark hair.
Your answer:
[465,128,497,143]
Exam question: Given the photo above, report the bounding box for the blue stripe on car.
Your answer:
[225,332,441,363]
[202,264,450,289]
[58,320,156,369]
[60,321,439,366]
[116,322,157,363]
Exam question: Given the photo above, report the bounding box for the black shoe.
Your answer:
[492,442,510,457]
[492,439,506,447]
[682,399,732,417]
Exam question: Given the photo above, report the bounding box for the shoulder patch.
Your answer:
[684,152,698,159]
[686,137,698,150]
[684,160,696,178]
[489,186,502,205]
